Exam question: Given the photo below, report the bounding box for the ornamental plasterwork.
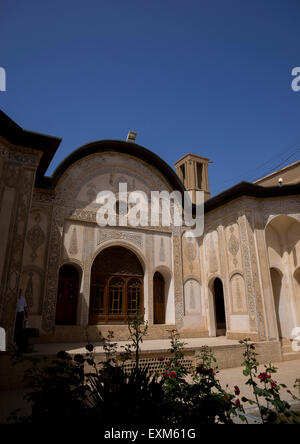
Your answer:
[41,207,65,332]
[26,213,46,262]
[55,152,170,204]
[228,226,240,267]
[2,162,21,188]
[97,229,143,249]
[238,214,266,339]
[69,227,78,255]
[245,211,266,340]
[182,235,200,277]
[0,168,35,343]
[0,139,40,168]
[203,232,219,275]
[66,207,175,234]
[260,197,300,227]
[204,195,300,236]
[172,229,184,328]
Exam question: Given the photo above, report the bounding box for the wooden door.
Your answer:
[55,265,79,325]
[153,272,165,324]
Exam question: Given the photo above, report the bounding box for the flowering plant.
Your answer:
[239,339,299,424]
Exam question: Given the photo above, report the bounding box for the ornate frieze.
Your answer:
[97,229,143,249]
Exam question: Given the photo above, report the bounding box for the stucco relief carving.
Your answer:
[86,182,97,202]
[254,197,300,228]
[21,268,43,315]
[55,153,170,207]
[204,232,218,275]
[205,196,300,235]
[159,238,166,262]
[3,163,21,188]
[97,229,143,249]
[246,212,266,340]
[182,235,200,281]
[26,213,46,262]
[184,279,202,314]
[0,141,40,168]
[0,167,35,343]
[32,191,55,204]
[230,273,247,314]
[69,227,78,255]
[41,207,65,332]
[24,273,33,307]
[239,215,266,339]
[173,230,184,328]
[228,226,239,267]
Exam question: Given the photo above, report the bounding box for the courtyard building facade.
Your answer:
[0,109,300,363]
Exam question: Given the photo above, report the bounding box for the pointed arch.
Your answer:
[89,246,144,324]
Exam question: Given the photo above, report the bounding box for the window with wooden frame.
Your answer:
[89,247,144,324]
[109,277,124,315]
[127,278,142,315]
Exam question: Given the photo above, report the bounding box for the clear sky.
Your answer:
[1,0,300,196]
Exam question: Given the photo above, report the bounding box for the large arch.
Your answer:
[89,246,144,324]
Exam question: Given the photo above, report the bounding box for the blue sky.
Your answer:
[1,0,300,195]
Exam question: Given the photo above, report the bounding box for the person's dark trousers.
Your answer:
[14,311,24,349]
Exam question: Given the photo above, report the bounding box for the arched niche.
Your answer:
[184,279,202,316]
[89,246,144,324]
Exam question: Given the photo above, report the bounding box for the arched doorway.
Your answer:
[153,272,165,324]
[213,278,226,335]
[89,246,144,324]
[55,265,79,325]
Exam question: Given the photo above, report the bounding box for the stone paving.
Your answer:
[32,336,240,355]
[218,359,300,402]
[0,358,299,424]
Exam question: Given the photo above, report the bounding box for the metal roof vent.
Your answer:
[126,131,137,143]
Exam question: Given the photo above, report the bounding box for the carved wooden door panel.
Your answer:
[153,272,165,324]
[55,265,79,325]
